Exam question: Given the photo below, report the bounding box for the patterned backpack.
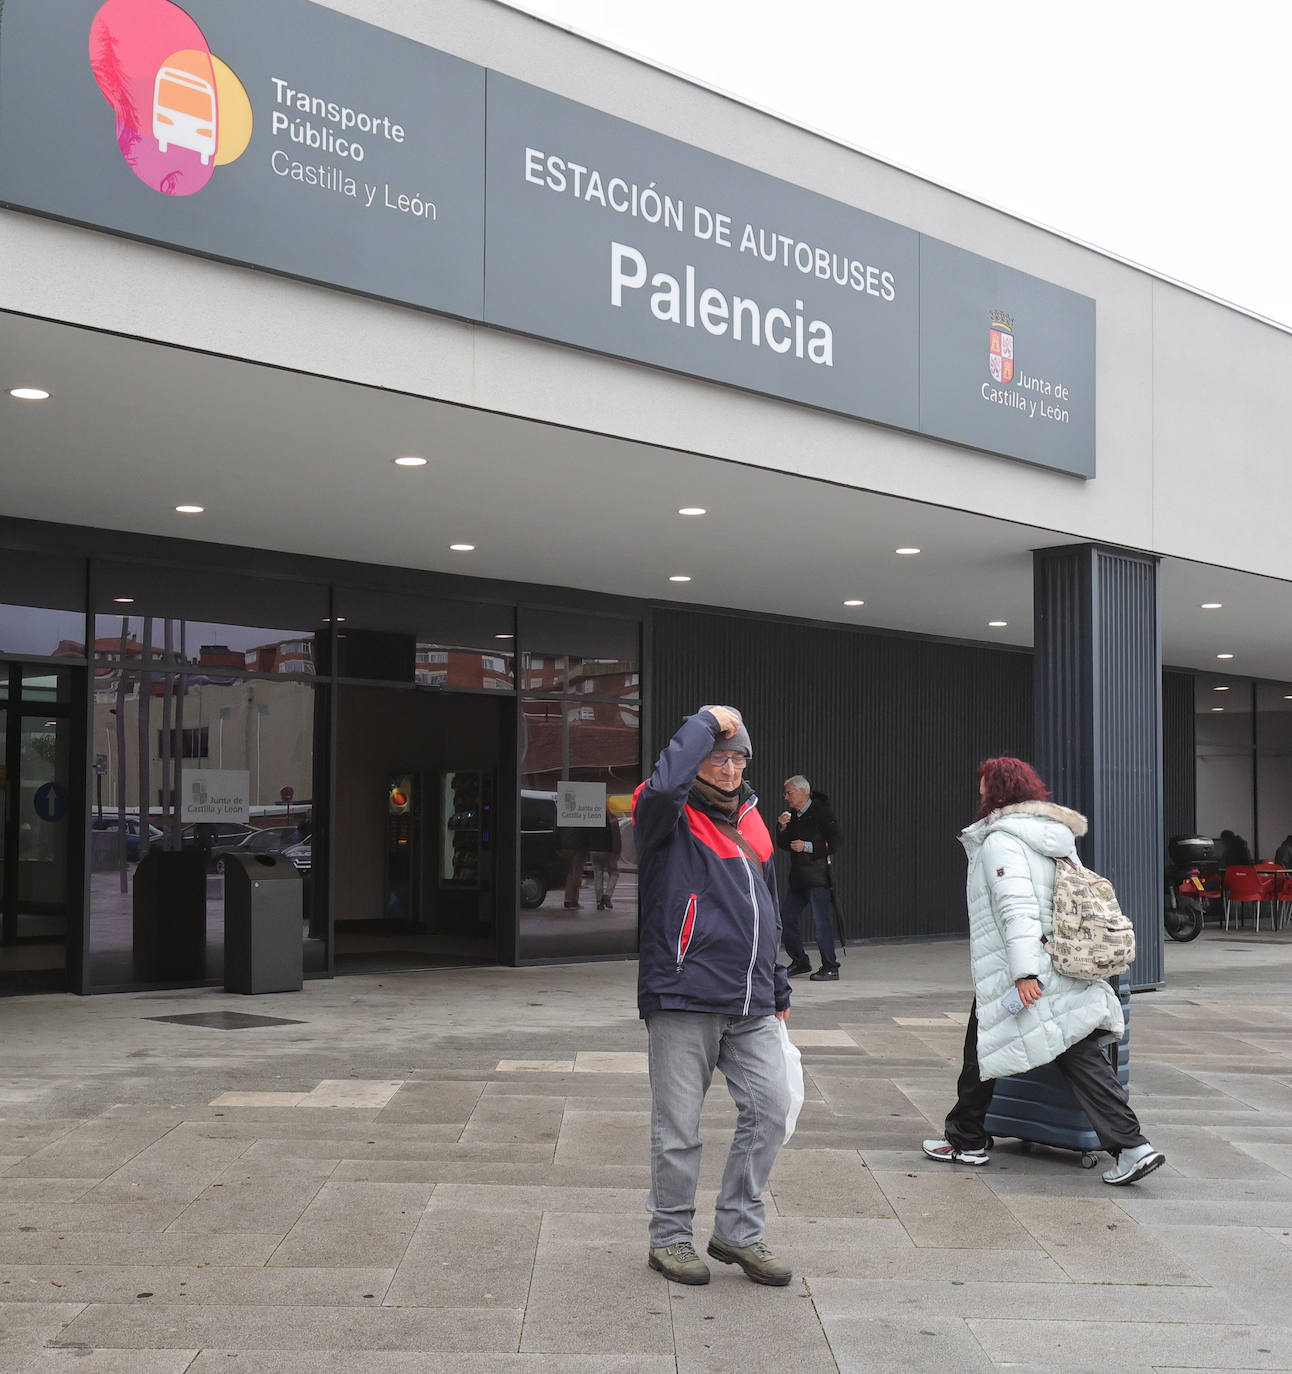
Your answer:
[1046,856,1136,980]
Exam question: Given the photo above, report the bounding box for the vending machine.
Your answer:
[384,772,418,925]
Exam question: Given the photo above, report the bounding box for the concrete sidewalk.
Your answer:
[3,930,1292,1372]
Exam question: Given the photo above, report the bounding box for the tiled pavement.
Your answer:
[2,930,1292,1371]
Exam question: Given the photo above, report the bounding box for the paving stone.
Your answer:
[0,1263,394,1305]
[0,1231,281,1266]
[871,1169,1040,1250]
[767,1148,892,1219]
[4,1350,197,1373]
[518,1212,676,1355]
[806,1275,1244,1322]
[670,1279,834,1373]
[460,1095,566,1146]
[374,1081,487,1124]
[186,1354,673,1372]
[996,1194,1203,1284]
[820,1315,998,1373]
[968,1317,1292,1369]
[386,1202,541,1308]
[51,1302,520,1352]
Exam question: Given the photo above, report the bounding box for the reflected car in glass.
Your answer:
[282,838,311,872]
[210,825,302,873]
[90,817,164,861]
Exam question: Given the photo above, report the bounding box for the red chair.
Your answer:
[1276,870,1292,930]
[1224,866,1274,931]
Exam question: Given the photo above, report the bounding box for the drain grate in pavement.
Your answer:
[145,1011,305,1030]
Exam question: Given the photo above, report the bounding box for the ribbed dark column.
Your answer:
[1034,545,1164,989]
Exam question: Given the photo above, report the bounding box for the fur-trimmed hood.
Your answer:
[960,800,1087,862]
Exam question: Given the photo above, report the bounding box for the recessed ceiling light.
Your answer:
[112,596,134,604]
[669,575,692,583]
[987,620,1008,628]
[449,543,475,552]
[495,633,514,639]
[1285,695,1292,701]
[895,547,920,556]
[1213,686,1229,691]
[1200,602,1222,609]
[677,507,707,517]
[1212,707,1225,712]
[842,599,864,607]
[394,455,428,467]
[175,504,204,515]
[1216,653,1234,660]
[9,387,49,401]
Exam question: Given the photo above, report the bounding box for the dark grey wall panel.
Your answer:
[650,609,1032,942]
[1034,546,1164,991]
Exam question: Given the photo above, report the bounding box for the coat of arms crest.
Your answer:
[988,311,1014,384]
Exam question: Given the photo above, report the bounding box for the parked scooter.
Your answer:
[1164,836,1215,943]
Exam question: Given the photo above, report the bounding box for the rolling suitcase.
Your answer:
[983,978,1131,1169]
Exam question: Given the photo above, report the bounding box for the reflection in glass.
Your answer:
[87,670,317,988]
[0,603,87,660]
[92,615,317,675]
[518,675,641,960]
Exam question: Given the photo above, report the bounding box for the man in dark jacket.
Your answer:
[777,776,841,980]
[634,706,792,1289]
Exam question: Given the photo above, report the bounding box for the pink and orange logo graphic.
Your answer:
[88,0,252,196]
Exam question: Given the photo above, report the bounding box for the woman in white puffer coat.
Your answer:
[922,757,1165,1186]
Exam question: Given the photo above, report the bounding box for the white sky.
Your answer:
[502,0,1292,329]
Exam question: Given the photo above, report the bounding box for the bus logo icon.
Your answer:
[154,64,217,165]
[89,0,252,196]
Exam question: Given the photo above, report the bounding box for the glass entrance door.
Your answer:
[0,664,81,991]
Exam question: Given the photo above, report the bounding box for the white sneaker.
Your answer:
[1102,1142,1165,1185]
[922,1137,989,1166]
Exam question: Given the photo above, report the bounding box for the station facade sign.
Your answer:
[0,0,1094,475]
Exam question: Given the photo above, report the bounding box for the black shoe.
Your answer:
[785,960,812,976]
[809,967,839,981]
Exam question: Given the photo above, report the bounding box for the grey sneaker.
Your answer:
[647,1240,711,1285]
[706,1236,792,1286]
[1103,1142,1165,1186]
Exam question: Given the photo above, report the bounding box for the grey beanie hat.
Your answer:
[699,706,752,758]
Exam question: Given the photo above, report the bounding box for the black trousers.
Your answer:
[943,1001,1147,1156]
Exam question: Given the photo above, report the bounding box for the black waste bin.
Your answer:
[224,852,303,994]
[133,848,207,982]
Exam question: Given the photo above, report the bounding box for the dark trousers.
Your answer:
[781,886,837,970]
[943,1001,1147,1156]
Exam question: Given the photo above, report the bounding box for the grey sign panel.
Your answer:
[0,0,484,318]
[919,237,1095,476]
[484,72,920,431]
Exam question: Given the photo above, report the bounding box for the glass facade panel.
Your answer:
[0,547,87,659]
[87,669,317,988]
[1256,681,1292,860]
[518,612,641,960]
[332,588,514,689]
[93,562,326,676]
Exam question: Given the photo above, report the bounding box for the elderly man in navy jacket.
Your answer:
[633,705,792,1288]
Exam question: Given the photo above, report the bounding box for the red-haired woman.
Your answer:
[921,757,1165,1185]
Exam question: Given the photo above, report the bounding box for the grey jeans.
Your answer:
[645,1010,789,1249]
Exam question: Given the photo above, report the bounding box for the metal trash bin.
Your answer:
[224,852,303,994]
[133,848,207,982]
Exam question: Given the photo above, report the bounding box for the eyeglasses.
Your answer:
[707,752,748,769]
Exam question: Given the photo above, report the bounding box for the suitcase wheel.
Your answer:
[1080,1152,1099,1169]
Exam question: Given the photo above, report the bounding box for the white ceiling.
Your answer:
[2,308,1289,683]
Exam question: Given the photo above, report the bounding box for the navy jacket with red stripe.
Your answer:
[634,712,789,1019]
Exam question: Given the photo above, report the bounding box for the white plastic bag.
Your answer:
[777,1018,804,1143]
